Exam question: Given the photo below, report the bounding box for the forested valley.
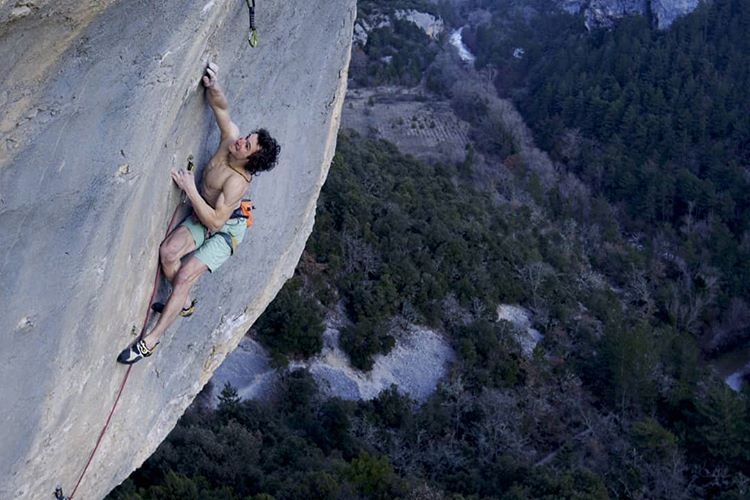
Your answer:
[109,1,750,498]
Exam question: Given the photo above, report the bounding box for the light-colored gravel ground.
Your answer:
[212,321,455,405]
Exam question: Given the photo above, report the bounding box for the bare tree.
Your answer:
[471,388,532,462]
[341,232,380,275]
[515,261,555,310]
[626,267,656,318]
[666,264,719,335]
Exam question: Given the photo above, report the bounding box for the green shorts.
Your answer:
[181,215,247,272]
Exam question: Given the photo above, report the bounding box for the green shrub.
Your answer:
[255,277,325,365]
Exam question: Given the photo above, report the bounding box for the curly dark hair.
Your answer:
[245,128,280,175]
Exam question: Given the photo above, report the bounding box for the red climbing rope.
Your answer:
[68,201,187,499]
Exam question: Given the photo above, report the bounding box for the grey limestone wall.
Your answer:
[0,1,355,498]
[554,0,703,28]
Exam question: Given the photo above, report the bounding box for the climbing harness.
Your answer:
[226,163,254,227]
[245,0,258,47]
[218,200,255,254]
[233,199,255,228]
[238,199,254,226]
[217,231,238,254]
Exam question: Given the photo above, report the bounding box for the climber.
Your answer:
[117,62,280,364]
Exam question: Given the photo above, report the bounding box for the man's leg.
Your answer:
[141,256,208,350]
[160,225,197,283]
[159,225,198,309]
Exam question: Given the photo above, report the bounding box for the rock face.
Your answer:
[394,9,444,39]
[496,305,543,358]
[0,1,355,499]
[651,0,702,28]
[353,9,443,47]
[556,0,704,29]
[584,0,648,29]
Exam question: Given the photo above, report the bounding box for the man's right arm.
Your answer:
[203,62,239,141]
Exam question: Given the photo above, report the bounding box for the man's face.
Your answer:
[230,133,260,160]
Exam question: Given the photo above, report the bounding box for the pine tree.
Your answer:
[695,384,750,468]
[218,382,240,412]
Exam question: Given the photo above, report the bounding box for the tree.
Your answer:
[255,277,325,364]
[346,453,403,499]
[217,382,241,421]
[694,384,750,469]
[601,322,659,414]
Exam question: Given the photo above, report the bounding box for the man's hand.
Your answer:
[171,168,197,195]
[202,62,219,89]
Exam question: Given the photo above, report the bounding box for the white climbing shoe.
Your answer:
[117,339,156,364]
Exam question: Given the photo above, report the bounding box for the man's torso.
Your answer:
[200,140,249,210]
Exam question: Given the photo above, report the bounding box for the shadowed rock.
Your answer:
[0,1,355,498]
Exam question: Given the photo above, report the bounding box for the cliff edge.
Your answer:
[0,1,355,498]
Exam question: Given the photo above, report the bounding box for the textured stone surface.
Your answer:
[496,304,543,358]
[553,0,703,28]
[652,0,702,28]
[394,9,444,38]
[0,1,355,499]
[584,0,648,29]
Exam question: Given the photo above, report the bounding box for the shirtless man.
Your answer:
[117,62,280,364]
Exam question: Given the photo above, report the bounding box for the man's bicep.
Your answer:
[212,193,236,226]
[217,179,247,219]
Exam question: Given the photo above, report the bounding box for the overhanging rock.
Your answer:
[0,1,355,498]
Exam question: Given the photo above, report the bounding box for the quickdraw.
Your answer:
[245,0,258,47]
[181,154,194,204]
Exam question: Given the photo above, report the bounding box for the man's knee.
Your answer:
[173,259,207,288]
[159,239,179,264]
[160,229,192,263]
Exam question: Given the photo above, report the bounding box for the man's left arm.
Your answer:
[171,169,245,231]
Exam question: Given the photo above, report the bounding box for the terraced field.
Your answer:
[342,86,471,164]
